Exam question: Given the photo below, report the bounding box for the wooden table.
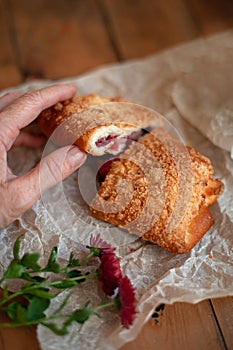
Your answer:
[0,1,233,349]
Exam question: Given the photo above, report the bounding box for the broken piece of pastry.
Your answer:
[37,94,160,156]
[90,128,224,254]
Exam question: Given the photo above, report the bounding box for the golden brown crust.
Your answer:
[38,94,124,136]
[90,128,224,254]
[184,206,214,252]
[37,93,159,155]
[37,94,125,150]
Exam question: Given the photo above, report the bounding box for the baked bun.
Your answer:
[90,128,224,254]
[37,94,160,156]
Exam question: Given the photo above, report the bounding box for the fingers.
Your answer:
[0,84,80,229]
[0,84,77,150]
[0,143,7,184]
[2,146,86,226]
[0,91,23,111]
[38,146,86,192]
[6,167,17,182]
[13,131,46,148]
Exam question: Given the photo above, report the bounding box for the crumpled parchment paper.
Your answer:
[0,30,233,350]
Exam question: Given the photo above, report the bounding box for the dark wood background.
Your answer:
[1,0,233,90]
[0,1,233,349]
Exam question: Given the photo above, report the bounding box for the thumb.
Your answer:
[7,146,86,219]
[38,145,87,192]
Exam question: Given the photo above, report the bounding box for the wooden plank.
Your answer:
[100,0,200,59]
[0,299,226,350]
[211,297,233,350]
[0,288,227,350]
[0,323,39,350]
[121,301,225,350]
[189,0,233,35]
[0,0,21,90]
[10,0,116,81]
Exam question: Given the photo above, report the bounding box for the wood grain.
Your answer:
[211,297,233,350]
[9,0,116,81]
[0,299,228,350]
[189,0,233,34]
[0,0,21,89]
[100,0,199,59]
[121,301,226,350]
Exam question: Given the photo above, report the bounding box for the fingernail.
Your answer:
[67,146,86,168]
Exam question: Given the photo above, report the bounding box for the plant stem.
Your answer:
[0,301,115,328]
[0,290,25,307]
[49,272,97,287]
[0,273,98,307]
[0,313,71,328]
[92,301,115,313]
[80,251,95,265]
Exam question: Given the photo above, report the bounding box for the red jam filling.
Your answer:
[95,135,118,147]
[95,128,151,148]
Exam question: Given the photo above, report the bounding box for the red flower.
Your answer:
[89,234,116,256]
[99,253,122,296]
[118,276,136,329]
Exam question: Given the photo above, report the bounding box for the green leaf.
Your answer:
[66,270,87,283]
[7,302,27,323]
[2,285,8,299]
[7,302,19,320]
[43,247,61,273]
[53,280,77,289]
[0,238,101,335]
[16,304,28,323]
[21,253,41,271]
[13,235,24,261]
[68,252,80,268]
[49,247,58,263]
[42,322,69,336]
[27,296,50,321]
[42,247,60,273]
[67,269,82,279]
[23,287,56,299]
[43,261,60,273]
[46,247,57,266]
[21,272,46,283]
[2,260,24,281]
[32,276,47,283]
[72,307,93,324]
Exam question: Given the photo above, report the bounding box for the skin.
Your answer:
[0,84,87,229]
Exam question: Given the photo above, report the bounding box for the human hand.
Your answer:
[0,84,87,229]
